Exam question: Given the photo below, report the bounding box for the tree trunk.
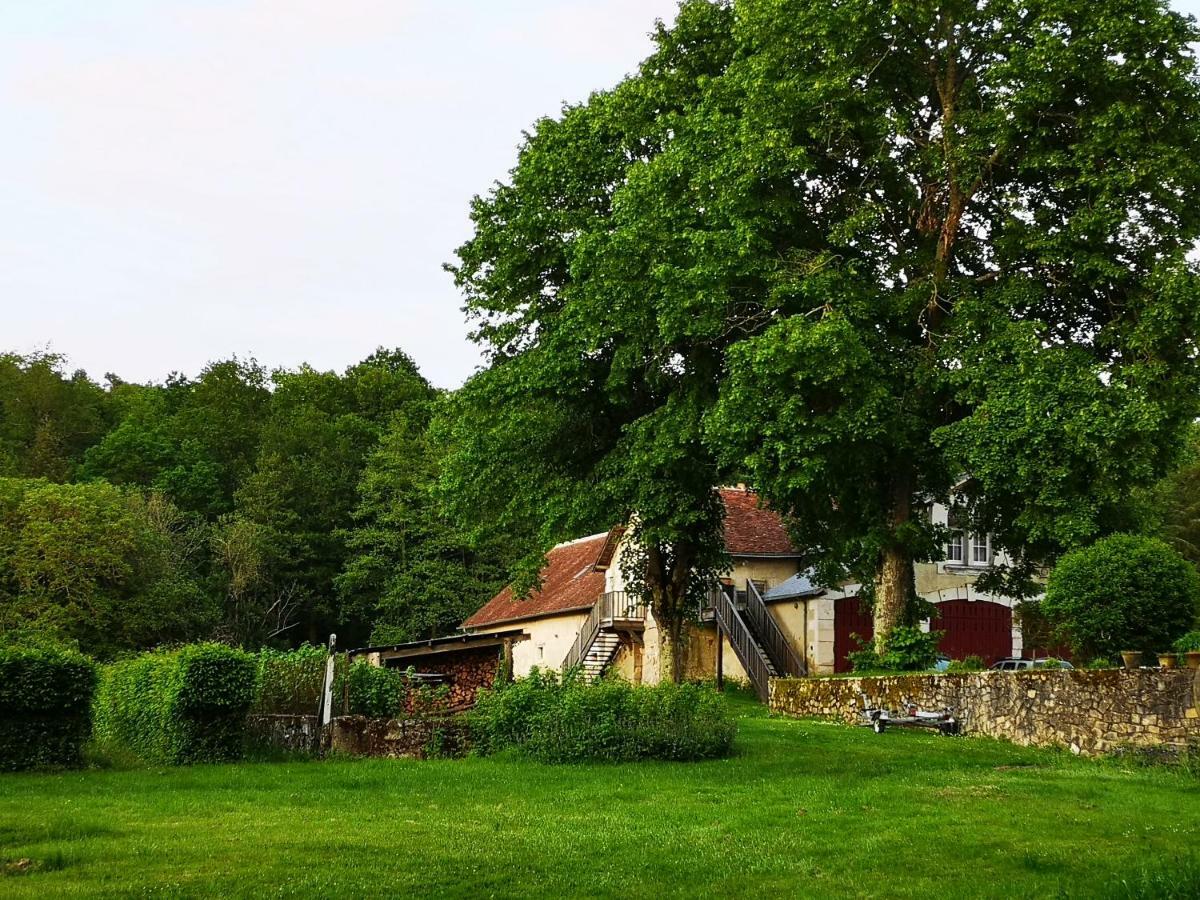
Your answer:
[645,541,693,684]
[873,542,913,653]
[874,474,914,653]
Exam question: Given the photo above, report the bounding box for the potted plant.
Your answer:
[1120,650,1143,670]
[1173,631,1200,670]
[1158,652,1178,669]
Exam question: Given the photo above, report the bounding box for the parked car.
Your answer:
[989,657,1074,671]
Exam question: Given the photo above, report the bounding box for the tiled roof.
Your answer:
[461,532,608,629]
[463,490,796,630]
[720,487,797,556]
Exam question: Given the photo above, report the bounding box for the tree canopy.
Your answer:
[448,0,1200,652]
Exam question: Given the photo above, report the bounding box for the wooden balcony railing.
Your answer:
[561,591,646,672]
[711,585,775,701]
[744,579,806,677]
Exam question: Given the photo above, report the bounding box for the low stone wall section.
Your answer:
[327,715,469,759]
[770,668,1200,756]
[247,713,323,754]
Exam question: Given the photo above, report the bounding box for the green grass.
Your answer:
[1,696,1197,898]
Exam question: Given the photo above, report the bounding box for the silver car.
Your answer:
[990,657,1073,671]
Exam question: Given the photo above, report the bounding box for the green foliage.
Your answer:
[1043,535,1200,659]
[331,657,434,724]
[0,352,113,482]
[847,626,942,673]
[93,643,257,765]
[945,655,985,674]
[82,359,270,520]
[470,670,736,763]
[0,478,216,658]
[337,407,518,643]
[0,644,97,771]
[449,0,1200,658]
[1173,631,1200,654]
[254,644,328,715]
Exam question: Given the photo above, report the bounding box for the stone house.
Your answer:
[459,487,1034,697]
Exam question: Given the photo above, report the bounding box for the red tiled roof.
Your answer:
[462,532,608,629]
[463,490,795,630]
[719,487,798,556]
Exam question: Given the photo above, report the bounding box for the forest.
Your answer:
[0,349,525,658]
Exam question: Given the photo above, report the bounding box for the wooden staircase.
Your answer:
[562,591,645,680]
[580,631,622,680]
[707,581,806,701]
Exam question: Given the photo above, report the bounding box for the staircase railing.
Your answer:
[744,580,807,677]
[561,592,646,672]
[711,586,775,701]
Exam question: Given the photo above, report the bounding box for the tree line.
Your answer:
[0,350,523,658]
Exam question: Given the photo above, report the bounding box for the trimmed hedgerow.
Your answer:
[94,643,257,765]
[471,670,736,763]
[0,644,98,771]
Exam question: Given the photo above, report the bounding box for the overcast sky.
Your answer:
[3,1,1198,388]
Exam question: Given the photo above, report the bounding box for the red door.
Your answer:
[931,599,1012,665]
[833,597,874,673]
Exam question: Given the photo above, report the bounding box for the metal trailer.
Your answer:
[858,693,961,736]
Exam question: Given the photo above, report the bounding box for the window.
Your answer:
[946,531,965,564]
[945,505,965,563]
[971,534,992,566]
[944,505,992,568]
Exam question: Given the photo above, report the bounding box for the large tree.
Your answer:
[444,1,737,679]
[450,0,1200,655]
[703,0,1200,647]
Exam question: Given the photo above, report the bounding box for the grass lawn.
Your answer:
[1,698,1197,898]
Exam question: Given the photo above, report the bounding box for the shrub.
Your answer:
[470,671,736,763]
[94,643,257,765]
[1043,534,1200,659]
[255,644,328,715]
[848,625,943,673]
[1174,631,1200,653]
[337,659,411,718]
[945,655,985,673]
[0,644,98,771]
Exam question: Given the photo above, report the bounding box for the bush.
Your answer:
[94,643,257,765]
[1043,534,1200,659]
[945,655,985,673]
[470,670,736,763]
[336,659,411,718]
[1174,631,1200,653]
[848,625,943,673]
[255,644,328,715]
[0,644,98,771]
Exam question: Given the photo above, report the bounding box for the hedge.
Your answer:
[0,644,98,771]
[471,670,737,763]
[94,643,257,765]
[254,644,329,715]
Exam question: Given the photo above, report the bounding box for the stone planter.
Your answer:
[1186,651,1200,670]
[1158,653,1178,669]
[1120,650,1142,670]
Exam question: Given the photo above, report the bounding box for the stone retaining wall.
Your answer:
[770,668,1200,756]
[246,713,322,754]
[326,715,469,759]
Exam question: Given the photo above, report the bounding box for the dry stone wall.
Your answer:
[770,668,1200,756]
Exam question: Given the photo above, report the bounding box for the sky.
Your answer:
[2,0,1198,389]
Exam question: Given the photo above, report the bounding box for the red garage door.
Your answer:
[932,599,1012,665]
[834,597,874,673]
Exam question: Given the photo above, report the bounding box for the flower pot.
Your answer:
[1186,651,1200,671]
[1120,650,1143,670]
[1158,653,1178,669]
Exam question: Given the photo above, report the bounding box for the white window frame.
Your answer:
[971,533,992,566]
